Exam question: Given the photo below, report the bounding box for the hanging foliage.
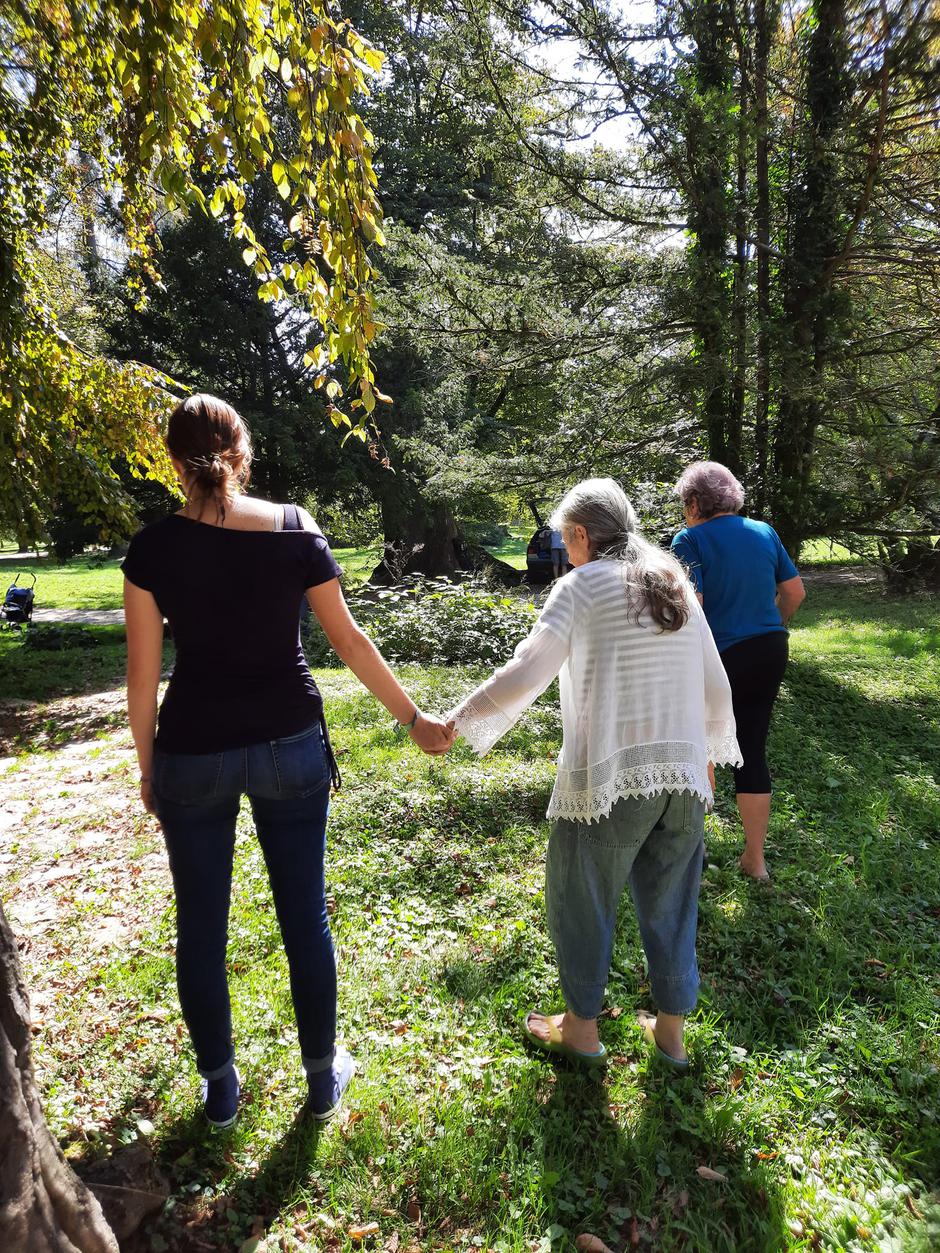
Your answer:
[0,0,385,543]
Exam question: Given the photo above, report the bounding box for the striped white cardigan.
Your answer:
[449,558,742,823]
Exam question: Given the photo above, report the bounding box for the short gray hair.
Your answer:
[674,461,744,519]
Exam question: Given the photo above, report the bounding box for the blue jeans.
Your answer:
[152,723,336,1080]
[545,790,705,1019]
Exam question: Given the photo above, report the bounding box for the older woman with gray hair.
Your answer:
[671,462,805,881]
[448,479,740,1070]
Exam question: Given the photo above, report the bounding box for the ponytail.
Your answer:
[551,478,690,632]
[167,394,252,520]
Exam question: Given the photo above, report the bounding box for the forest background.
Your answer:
[6,0,939,580]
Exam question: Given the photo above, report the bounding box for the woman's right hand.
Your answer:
[409,713,456,755]
[140,779,157,815]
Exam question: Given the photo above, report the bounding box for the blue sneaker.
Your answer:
[306,1047,355,1121]
[201,1066,240,1128]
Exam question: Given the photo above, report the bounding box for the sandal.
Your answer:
[522,1012,608,1069]
[641,1021,690,1072]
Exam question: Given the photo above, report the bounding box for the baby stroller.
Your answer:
[2,572,36,629]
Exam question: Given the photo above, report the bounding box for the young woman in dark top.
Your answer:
[123,394,454,1127]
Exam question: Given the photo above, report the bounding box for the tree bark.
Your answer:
[752,0,774,516]
[684,0,736,467]
[0,903,119,1252]
[770,0,850,553]
[729,4,750,480]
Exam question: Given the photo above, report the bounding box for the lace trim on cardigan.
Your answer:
[548,762,709,824]
[449,691,517,756]
[547,726,742,825]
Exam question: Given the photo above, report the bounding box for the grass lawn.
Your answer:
[1,544,382,617]
[3,582,938,1250]
[486,528,530,570]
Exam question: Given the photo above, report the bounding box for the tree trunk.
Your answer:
[367,479,520,586]
[0,903,119,1252]
[729,5,750,480]
[752,0,774,516]
[684,0,736,466]
[770,0,850,553]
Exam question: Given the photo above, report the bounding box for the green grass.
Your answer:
[2,553,126,610]
[0,544,381,618]
[5,582,938,1250]
[799,539,867,567]
[334,542,383,583]
[0,625,131,704]
[486,528,530,570]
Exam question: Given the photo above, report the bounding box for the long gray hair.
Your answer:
[550,478,690,632]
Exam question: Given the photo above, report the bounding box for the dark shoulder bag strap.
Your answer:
[282,502,303,531]
[283,501,342,791]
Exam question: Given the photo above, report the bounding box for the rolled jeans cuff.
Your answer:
[302,1047,335,1076]
[198,1049,236,1081]
[651,967,699,1017]
[558,972,606,1022]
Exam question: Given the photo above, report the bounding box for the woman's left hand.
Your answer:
[409,713,456,755]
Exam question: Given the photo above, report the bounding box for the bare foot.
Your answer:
[739,856,771,882]
[526,1011,600,1053]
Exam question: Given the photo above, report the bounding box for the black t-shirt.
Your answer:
[121,513,342,753]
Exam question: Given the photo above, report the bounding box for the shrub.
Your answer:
[302,576,535,668]
[22,624,105,650]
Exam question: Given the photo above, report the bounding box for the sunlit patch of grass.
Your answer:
[5,583,938,1251]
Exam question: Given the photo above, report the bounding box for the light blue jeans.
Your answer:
[545,790,705,1019]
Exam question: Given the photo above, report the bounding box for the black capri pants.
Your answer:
[719,631,789,794]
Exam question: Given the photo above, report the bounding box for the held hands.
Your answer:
[409,711,457,755]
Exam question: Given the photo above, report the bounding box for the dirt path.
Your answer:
[1,685,171,1112]
[31,607,125,625]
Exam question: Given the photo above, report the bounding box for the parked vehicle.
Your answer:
[525,525,555,582]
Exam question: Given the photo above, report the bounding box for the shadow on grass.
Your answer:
[696,653,940,1181]
[531,1058,787,1251]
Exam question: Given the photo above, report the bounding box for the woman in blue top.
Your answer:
[671,462,805,881]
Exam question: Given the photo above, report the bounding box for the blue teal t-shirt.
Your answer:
[671,515,799,652]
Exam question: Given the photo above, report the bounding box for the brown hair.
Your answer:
[167,394,252,518]
[550,478,691,632]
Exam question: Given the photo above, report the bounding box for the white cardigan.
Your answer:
[448,559,742,823]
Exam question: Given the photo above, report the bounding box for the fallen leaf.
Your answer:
[696,1166,728,1182]
[349,1223,380,1242]
[405,1200,421,1224]
[729,1067,745,1091]
[384,1232,400,1253]
[575,1236,615,1253]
